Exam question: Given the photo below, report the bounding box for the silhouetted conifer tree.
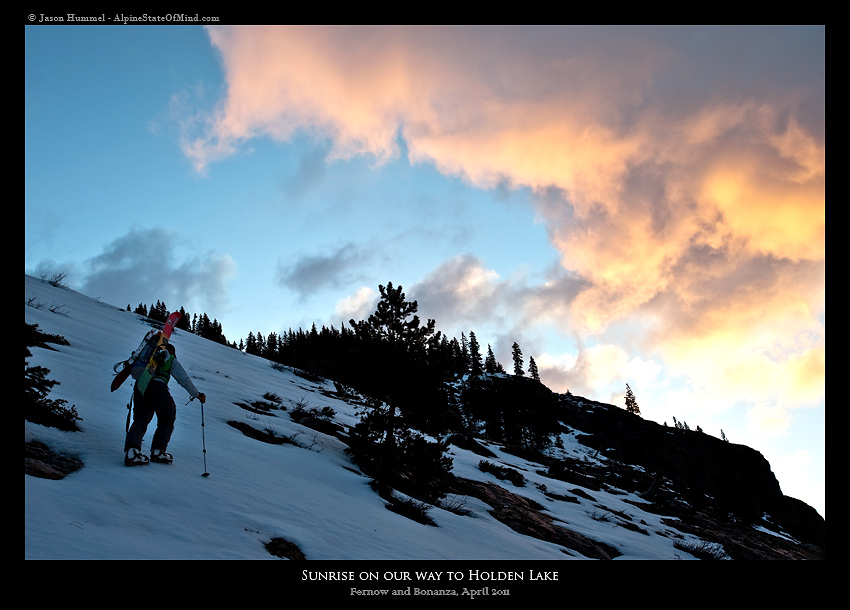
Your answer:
[468,331,483,376]
[345,283,453,500]
[625,383,641,415]
[460,332,471,371]
[176,307,191,331]
[511,342,524,376]
[245,331,258,355]
[484,344,498,374]
[528,356,540,382]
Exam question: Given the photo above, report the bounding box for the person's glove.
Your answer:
[197,392,206,403]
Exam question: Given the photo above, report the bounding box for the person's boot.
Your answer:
[124,448,149,466]
[151,449,173,464]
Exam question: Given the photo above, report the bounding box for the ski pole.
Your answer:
[199,397,210,477]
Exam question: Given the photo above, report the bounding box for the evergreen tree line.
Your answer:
[241,320,541,386]
[130,301,234,347]
[240,284,554,447]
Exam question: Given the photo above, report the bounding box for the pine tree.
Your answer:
[356,283,436,350]
[255,331,264,354]
[625,383,640,415]
[150,301,167,322]
[468,331,483,377]
[345,283,452,501]
[484,344,498,374]
[347,282,438,445]
[528,356,540,382]
[211,318,225,343]
[460,332,471,372]
[511,342,524,377]
[176,307,191,331]
[448,338,464,376]
[264,331,278,359]
[245,331,258,355]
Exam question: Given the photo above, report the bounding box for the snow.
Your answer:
[25,273,711,562]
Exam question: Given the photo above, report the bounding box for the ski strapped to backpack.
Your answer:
[111,329,158,391]
[111,311,182,393]
[136,311,182,395]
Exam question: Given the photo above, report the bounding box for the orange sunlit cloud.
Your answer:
[185,26,824,417]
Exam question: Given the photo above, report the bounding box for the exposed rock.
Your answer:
[289,409,347,440]
[25,441,82,480]
[227,420,293,445]
[233,400,280,416]
[449,477,622,560]
[265,537,307,560]
[626,499,826,560]
[446,433,498,458]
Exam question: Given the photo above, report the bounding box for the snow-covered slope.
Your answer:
[26,273,718,561]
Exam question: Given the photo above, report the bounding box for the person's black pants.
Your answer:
[124,381,176,453]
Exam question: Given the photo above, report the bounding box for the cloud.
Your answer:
[334,286,378,322]
[183,26,824,414]
[535,343,663,403]
[411,254,502,325]
[276,242,370,300]
[80,227,236,314]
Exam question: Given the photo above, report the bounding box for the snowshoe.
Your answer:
[151,449,173,464]
[124,448,150,466]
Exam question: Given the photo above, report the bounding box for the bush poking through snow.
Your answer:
[674,538,728,560]
[25,324,81,432]
[440,494,472,516]
[478,460,525,487]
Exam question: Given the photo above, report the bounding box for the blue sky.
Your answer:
[25,25,824,517]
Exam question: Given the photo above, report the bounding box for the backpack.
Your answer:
[110,329,161,392]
